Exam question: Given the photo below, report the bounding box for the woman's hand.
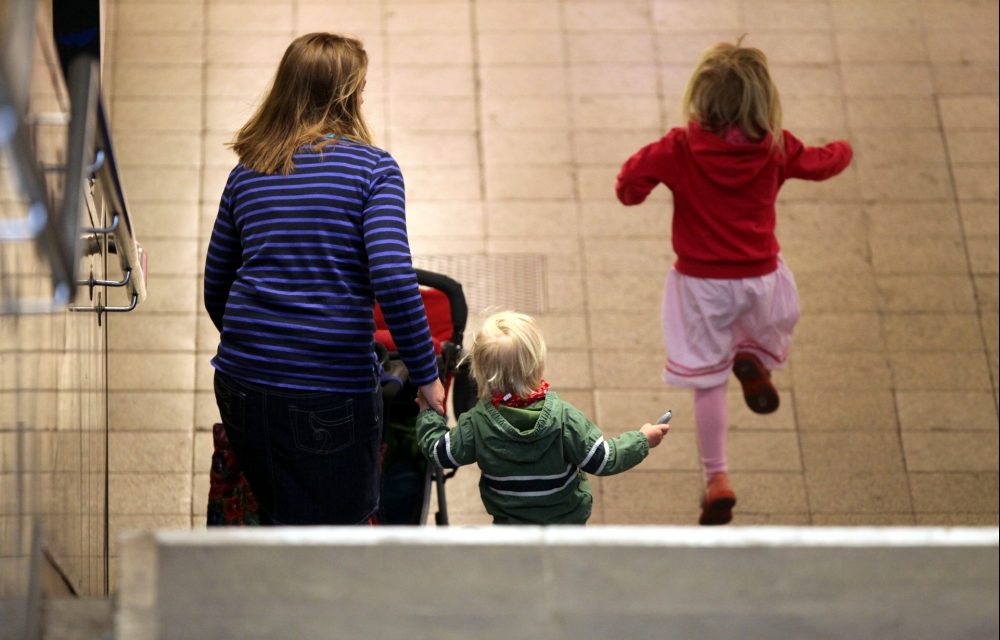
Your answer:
[418,379,446,415]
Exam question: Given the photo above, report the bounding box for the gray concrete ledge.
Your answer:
[117,526,999,640]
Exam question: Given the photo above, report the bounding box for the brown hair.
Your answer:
[231,33,374,175]
[468,311,546,401]
[682,38,783,149]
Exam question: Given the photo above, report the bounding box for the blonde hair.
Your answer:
[468,311,546,401]
[231,32,374,175]
[682,38,783,149]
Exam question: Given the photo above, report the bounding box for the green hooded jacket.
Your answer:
[415,391,649,524]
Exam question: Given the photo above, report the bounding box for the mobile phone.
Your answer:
[657,410,672,425]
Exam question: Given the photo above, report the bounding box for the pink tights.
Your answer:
[694,383,729,480]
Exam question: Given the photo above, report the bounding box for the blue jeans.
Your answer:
[214,369,383,525]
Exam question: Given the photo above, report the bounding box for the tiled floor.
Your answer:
[105,0,998,533]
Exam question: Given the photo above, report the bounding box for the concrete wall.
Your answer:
[116,526,998,640]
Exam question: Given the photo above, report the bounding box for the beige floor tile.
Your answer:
[112,64,202,98]
[202,133,239,169]
[566,32,655,63]
[769,64,843,97]
[791,351,892,391]
[938,96,1000,130]
[109,353,197,393]
[485,238,579,267]
[782,96,847,130]
[794,313,884,352]
[109,432,192,473]
[857,162,953,200]
[109,32,205,64]
[296,2,382,34]
[578,199,670,238]
[390,131,479,167]
[120,167,202,205]
[534,313,589,350]
[805,470,912,514]
[205,64,275,99]
[795,270,879,313]
[726,431,801,472]
[750,32,836,65]
[909,472,999,513]
[400,200,485,239]
[588,310,663,352]
[845,96,939,129]
[388,32,473,65]
[108,392,194,431]
[207,2,292,32]
[478,65,567,97]
[915,512,999,526]
[194,392,221,430]
[387,97,477,131]
[481,96,570,130]
[919,1,999,31]
[842,63,935,96]
[541,270,585,311]
[205,97,257,134]
[727,471,809,515]
[591,349,665,390]
[875,275,978,313]
[890,351,993,391]
[576,165,633,200]
[113,4,204,32]
[133,276,199,315]
[866,201,962,238]
[571,95,662,131]
[107,315,197,352]
[385,2,471,33]
[554,390,595,419]
[206,33,290,64]
[870,235,967,275]
[896,390,998,431]
[651,0,741,31]
[108,514,192,556]
[133,239,200,277]
[475,0,560,32]
[973,275,999,310]
[835,31,927,63]
[195,353,216,392]
[569,64,659,96]
[812,513,915,525]
[476,32,562,64]
[117,132,202,169]
[780,236,871,275]
[953,165,1000,200]
[903,431,999,472]
[728,391,799,431]
[386,65,474,97]
[484,165,575,200]
[594,388,694,431]
[108,473,192,515]
[585,272,664,311]
[853,129,948,165]
[583,237,672,274]
[882,313,984,351]
[742,1,831,31]
[564,1,652,31]
[111,98,201,133]
[959,202,1000,236]
[966,235,999,275]
[981,312,999,351]
[800,432,905,472]
[651,31,739,64]
[932,63,1000,96]
[191,473,209,519]
[482,130,572,165]
[484,201,577,237]
[778,164,861,201]
[924,30,999,64]
[830,0,921,30]
[402,166,482,201]
[600,470,703,523]
[546,350,594,389]
[794,389,898,431]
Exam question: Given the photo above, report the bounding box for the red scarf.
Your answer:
[491,380,549,408]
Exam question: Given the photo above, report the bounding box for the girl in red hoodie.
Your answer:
[616,40,852,526]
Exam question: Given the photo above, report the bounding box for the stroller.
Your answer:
[375,268,476,525]
[207,268,476,527]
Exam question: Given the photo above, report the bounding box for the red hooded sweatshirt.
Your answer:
[616,122,853,279]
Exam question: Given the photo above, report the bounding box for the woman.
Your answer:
[204,33,445,525]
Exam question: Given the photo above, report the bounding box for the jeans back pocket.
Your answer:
[214,373,248,433]
[289,399,355,455]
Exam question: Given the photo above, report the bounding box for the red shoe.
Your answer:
[699,473,736,526]
[733,352,780,414]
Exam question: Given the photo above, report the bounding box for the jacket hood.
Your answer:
[478,392,563,465]
[686,122,777,190]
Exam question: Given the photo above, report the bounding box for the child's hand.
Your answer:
[640,422,670,448]
[415,395,429,412]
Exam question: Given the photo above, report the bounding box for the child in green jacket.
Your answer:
[416,311,670,524]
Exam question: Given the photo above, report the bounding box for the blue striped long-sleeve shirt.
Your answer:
[203,140,439,393]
